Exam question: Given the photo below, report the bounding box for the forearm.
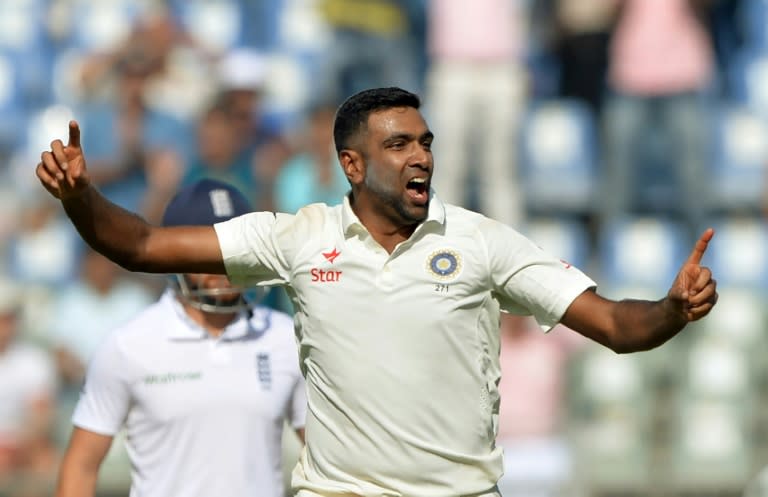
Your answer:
[608,297,688,353]
[62,186,152,271]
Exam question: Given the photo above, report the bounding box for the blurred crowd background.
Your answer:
[0,0,767,496]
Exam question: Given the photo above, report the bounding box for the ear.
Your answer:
[339,149,365,186]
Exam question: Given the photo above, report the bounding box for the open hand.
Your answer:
[667,228,718,321]
[36,120,90,200]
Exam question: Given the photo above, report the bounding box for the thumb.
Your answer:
[667,284,689,303]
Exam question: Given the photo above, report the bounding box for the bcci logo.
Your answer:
[426,249,462,281]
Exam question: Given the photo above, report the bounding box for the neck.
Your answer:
[350,194,417,254]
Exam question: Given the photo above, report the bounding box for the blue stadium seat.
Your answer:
[170,0,244,54]
[728,48,768,116]
[0,53,29,154]
[707,216,768,291]
[710,105,768,213]
[64,0,148,53]
[519,99,598,216]
[596,216,688,293]
[520,217,591,271]
[741,0,768,51]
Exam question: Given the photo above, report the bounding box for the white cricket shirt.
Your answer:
[73,291,306,497]
[215,194,596,497]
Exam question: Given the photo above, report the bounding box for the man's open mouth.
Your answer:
[406,177,429,204]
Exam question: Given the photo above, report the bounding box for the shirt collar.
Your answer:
[341,190,446,238]
[161,290,256,341]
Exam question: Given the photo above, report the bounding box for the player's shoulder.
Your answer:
[442,202,517,237]
[284,202,341,231]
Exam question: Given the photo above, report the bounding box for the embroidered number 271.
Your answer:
[434,283,449,293]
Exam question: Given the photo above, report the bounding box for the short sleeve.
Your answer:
[214,212,294,287]
[482,219,596,331]
[71,335,133,436]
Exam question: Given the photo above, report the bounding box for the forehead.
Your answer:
[366,106,429,137]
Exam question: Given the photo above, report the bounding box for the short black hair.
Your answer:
[333,87,421,153]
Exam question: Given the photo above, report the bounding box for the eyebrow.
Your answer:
[382,131,434,145]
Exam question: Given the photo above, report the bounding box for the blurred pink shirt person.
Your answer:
[497,318,585,442]
[425,0,529,227]
[610,0,714,95]
[496,316,587,496]
[428,0,525,61]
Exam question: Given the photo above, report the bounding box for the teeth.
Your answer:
[410,178,426,184]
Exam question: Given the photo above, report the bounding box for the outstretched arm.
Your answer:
[562,229,718,353]
[36,121,225,274]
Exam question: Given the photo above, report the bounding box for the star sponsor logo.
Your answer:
[426,249,463,281]
[312,248,343,283]
[322,247,341,264]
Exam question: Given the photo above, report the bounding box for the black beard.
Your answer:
[365,180,428,226]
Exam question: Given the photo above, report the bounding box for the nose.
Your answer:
[409,143,431,169]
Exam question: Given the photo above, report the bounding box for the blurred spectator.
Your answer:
[47,247,156,447]
[64,8,205,214]
[496,314,586,497]
[538,0,621,117]
[5,193,80,290]
[600,0,716,241]
[314,0,424,104]
[0,279,58,495]
[48,248,156,391]
[141,48,285,222]
[181,102,259,205]
[425,0,530,227]
[216,48,273,156]
[273,103,348,214]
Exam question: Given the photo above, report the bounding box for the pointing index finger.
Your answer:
[67,120,80,149]
[686,228,714,265]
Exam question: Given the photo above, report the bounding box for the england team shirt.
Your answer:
[215,194,596,497]
[72,291,306,497]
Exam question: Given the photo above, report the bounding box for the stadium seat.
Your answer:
[519,99,598,216]
[596,216,688,293]
[0,53,28,153]
[64,0,148,53]
[520,217,591,271]
[667,397,755,493]
[697,287,767,351]
[706,216,768,291]
[171,0,244,54]
[565,344,656,494]
[741,0,768,51]
[710,104,768,212]
[729,48,768,116]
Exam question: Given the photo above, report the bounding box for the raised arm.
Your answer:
[36,121,225,274]
[562,228,718,353]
